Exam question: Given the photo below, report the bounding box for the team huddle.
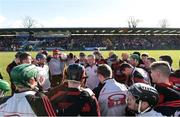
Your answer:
[0,48,179,116]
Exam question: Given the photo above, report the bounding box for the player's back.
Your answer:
[47,84,100,116]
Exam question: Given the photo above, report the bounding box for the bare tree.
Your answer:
[159,19,169,28]
[22,16,38,41]
[128,17,140,28]
[22,16,37,28]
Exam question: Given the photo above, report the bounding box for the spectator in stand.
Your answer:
[119,63,150,87]
[97,64,127,116]
[48,49,64,87]
[150,61,180,116]
[2,34,180,51]
[126,83,163,116]
[85,54,99,90]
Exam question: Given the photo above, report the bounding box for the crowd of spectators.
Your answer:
[0,36,27,51]
[1,34,180,51]
[31,34,180,50]
[112,35,180,50]
[0,36,19,51]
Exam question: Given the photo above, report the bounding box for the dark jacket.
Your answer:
[47,85,100,116]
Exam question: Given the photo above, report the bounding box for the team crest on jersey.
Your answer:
[108,93,126,108]
[37,75,45,85]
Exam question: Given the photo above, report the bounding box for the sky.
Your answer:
[0,0,180,28]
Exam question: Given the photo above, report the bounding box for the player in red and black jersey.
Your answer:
[46,63,100,116]
[170,69,180,88]
[150,61,180,116]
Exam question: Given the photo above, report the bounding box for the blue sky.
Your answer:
[0,0,180,28]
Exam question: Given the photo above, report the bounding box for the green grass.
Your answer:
[0,50,180,95]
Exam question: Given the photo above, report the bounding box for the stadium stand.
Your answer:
[1,28,180,51]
